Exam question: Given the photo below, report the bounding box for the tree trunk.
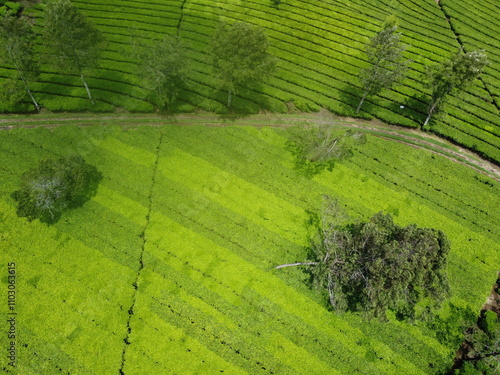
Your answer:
[356,90,368,114]
[326,138,339,154]
[275,261,319,269]
[12,61,40,111]
[327,272,336,309]
[463,351,500,361]
[80,73,94,104]
[25,85,40,112]
[227,88,232,108]
[423,113,432,127]
[423,100,439,127]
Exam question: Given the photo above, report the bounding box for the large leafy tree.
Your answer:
[211,21,276,108]
[277,196,451,321]
[0,11,40,110]
[356,16,409,114]
[43,0,103,104]
[11,155,97,223]
[139,35,190,108]
[423,49,488,127]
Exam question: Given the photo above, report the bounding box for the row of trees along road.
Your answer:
[139,21,276,109]
[357,16,489,127]
[0,4,489,124]
[0,1,276,110]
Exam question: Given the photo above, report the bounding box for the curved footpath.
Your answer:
[1,111,499,182]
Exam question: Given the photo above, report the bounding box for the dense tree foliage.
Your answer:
[357,16,409,113]
[424,49,488,127]
[211,21,276,108]
[286,125,367,177]
[0,10,40,110]
[11,155,98,223]
[453,308,500,375]
[139,35,190,108]
[43,0,103,103]
[278,196,451,321]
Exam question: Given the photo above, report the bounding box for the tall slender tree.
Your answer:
[211,22,276,108]
[423,49,488,127]
[0,11,40,110]
[43,0,103,104]
[356,16,409,114]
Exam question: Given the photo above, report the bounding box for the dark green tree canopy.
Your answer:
[278,196,451,321]
[211,21,276,108]
[139,34,190,108]
[11,155,99,223]
[0,11,37,72]
[454,309,500,374]
[357,16,409,113]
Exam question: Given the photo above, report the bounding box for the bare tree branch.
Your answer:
[275,262,319,270]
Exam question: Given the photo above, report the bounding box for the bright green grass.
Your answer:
[0,0,499,162]
[1,123,499,374]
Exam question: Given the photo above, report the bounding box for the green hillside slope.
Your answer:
[438,0,500,161]
[0,0,498,162]
[1,123,499,374]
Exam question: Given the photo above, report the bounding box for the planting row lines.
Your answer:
[314,160,498,306]
[346,149,499,243]
[141,207,430,374]
[356,139,499,227]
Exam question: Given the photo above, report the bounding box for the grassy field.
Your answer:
[1,121,499,374]
[0,0,498,163]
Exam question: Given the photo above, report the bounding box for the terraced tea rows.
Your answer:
[1,123,499,374]
[0,0,498,162]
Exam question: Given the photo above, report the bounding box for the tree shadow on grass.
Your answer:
[283,133,335,179]
[388,93,428,127]
[69,164,102,211]
[337,83,377,119]
[215,82,276,122]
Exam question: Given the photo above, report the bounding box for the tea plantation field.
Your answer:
[1,122,499,374]
[0,0,499,163]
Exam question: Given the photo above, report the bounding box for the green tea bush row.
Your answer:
[3,0,499,161]
[441,0,500,108]
[346,141,499,240]
[143,221,419,374]
[145,276,362,374]
[1,125,498,373]
[446,107,500,145]
[430,123,500,164]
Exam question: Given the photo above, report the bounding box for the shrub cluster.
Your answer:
[11,155,97,223]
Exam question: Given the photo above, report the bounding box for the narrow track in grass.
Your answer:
[118,130,164,375]
[0,111,498,182]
